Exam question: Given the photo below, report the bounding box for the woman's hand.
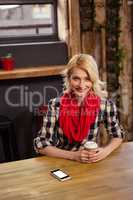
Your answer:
[74,147,111,163]
[74,149,91,163]
[87,147,111,163]
[87,138,123,163]
[75,138,123,163]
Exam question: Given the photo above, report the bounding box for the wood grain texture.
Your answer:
[68,0,81,56]
[0,65,66,80]
[0,142,133,200]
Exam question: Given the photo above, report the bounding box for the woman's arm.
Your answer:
[103,137,122,154]
[87,99,125,163]
[38,146,92,163]
[38,137,122,163]
[87,137,122,163]
[39,146,75,160]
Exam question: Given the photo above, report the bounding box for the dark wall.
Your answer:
[0,41,67,118]
[0,41,68,68]
[0,75,63,161]
[0,75,63,119]
[0,40,68,161]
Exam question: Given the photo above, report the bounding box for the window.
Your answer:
[0,0,58,44]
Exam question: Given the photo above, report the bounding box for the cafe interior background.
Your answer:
[0,0,133,163]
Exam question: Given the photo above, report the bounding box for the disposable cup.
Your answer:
[84,141,98,151]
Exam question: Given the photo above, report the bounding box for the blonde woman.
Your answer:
[34,54,125,163]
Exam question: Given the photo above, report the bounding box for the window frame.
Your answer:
[0,0,58,44]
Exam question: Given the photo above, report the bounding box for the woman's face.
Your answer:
[69,68,93,98]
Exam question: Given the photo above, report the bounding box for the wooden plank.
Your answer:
[119,1,133,138]
[57,0,68,42]
[0,65,66,80]
[68,0,81,56]
[101,28,107,82]
[0,142,133,200]
[81,31,95,54]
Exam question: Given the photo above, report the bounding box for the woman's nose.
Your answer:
[79,79,85,87]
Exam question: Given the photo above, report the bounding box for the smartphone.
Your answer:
[50,169,71,181]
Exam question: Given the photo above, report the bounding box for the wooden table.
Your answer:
[0,142,133,200]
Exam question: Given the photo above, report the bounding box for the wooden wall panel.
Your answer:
[119,0,133,140]
[68,0,81,56]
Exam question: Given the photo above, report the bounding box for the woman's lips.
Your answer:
[75,88,86,93]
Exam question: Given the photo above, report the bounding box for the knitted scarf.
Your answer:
[59,92,100,143]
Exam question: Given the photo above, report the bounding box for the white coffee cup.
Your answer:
[84,141,98,151]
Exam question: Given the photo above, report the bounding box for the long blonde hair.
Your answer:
[62,54,107,98]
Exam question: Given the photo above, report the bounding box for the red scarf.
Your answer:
[59,92,100,143]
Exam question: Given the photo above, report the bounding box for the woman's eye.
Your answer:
[85,77,90,81]
[72,77,80,81]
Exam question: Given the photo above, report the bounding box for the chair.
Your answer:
[0,115,18,163]
[13,110,36,160]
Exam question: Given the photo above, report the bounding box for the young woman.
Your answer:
[34,54,125,163]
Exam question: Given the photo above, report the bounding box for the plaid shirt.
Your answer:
[34,97,125,152]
